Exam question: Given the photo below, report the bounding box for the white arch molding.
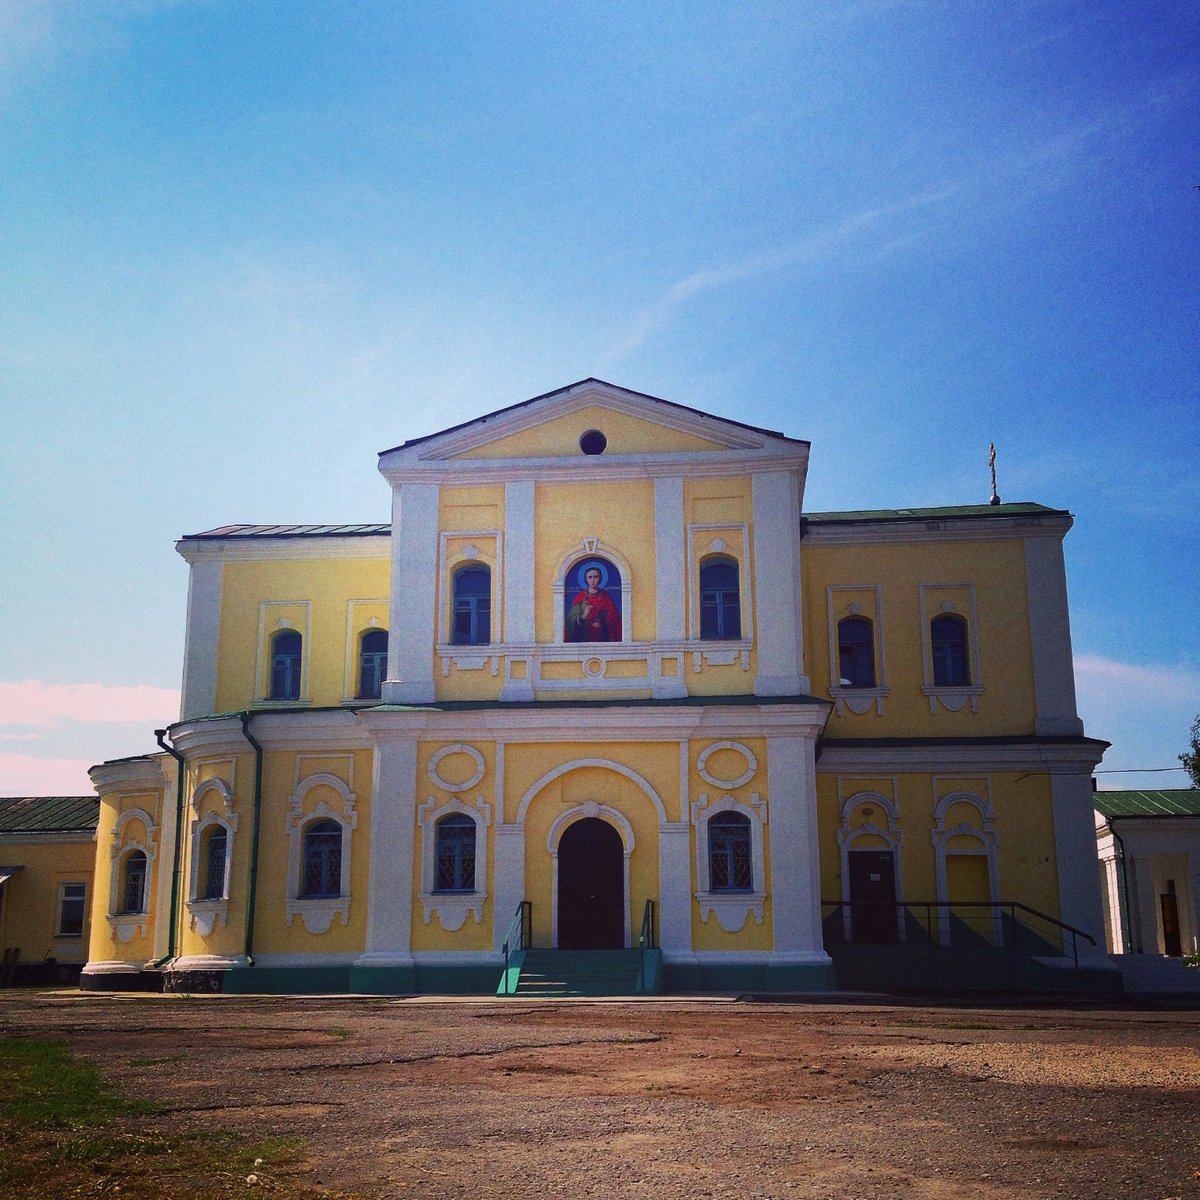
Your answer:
[515,758,667,826]
[837,790,904,943]
[552,536,633,644]
[931,791,1000,946]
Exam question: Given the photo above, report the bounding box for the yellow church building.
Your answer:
[81,379,1116,995]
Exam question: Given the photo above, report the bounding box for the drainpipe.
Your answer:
[151,728,186,969]
[239,712,264,965]
[1109,819,1138,954]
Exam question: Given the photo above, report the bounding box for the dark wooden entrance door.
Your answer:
[848,850,898,943]
[1161,881,1183,957]
[557,818,625,949]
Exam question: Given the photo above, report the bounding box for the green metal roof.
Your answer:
[181,524,390,540]
[1093,789,1200,818]
[802,502,1068,524]
[0,796,100,834]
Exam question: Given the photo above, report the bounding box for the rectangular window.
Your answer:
[57,882,87,937]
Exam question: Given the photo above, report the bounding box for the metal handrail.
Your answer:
[499,900,532,996]
[821,899,1096,969]
[636,899,656,992]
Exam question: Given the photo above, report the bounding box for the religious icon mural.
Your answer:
[564,558,622,642]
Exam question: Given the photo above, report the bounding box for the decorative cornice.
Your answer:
[380,447,809,488]
[177,538,388,565]
[89,756,171,794]
[802,512,1072,547]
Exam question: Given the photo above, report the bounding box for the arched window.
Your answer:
[931,614,970,686]
[358,629,388,699]
[200,825,227,901]
[452,565,491,646]
[301,820,342,898]
[837,616,876,687]
[434,813,476,893]
[564,558,623,642]
[120,850,148,914]
[699,556,741,640]
[708,811,752,892]
[269,630,302,700]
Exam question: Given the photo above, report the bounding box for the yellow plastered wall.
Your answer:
[682,477,758,696]
[87,789,164,963]
[176,755,245,960]
[410,741,497,951]
[690,737,773,951]
[803,537,1038,737]
[215,557,390,712]
[234,749,373,957]
[535,481,656,643]
[456,405,730,458]
[0,837,95,965]
[502,743,678,948]
[435,487,506,702]
[817,771,1061,925]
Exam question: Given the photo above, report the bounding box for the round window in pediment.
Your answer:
[579,429,607,455]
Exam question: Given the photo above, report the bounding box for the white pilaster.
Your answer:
[1050,771,1114,963]
[492,824,526,952]
[355,736,418,966]
[1025,535,1084,736]
[180,559,223,719]
[752,471,808,695]
[654,477,685,641]
[383,483,440,705]
[766,734,829,962]
[500,480,536,701]
[658,822,693,953]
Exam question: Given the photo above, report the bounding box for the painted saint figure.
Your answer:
[565,565,621,642]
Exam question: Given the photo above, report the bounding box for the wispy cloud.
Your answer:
[601,183,963,364]
[0,680,179,728]
[1074,654,1199,707]
[0,750,97,795]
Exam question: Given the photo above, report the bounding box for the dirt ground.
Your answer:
[2,990,1199,1200]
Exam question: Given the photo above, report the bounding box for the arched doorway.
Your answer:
[557,817,625,949]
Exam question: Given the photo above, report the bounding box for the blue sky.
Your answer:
[0,0,1196,793]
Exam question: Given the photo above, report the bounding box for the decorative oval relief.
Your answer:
[696,741,758,789]
[427,744,485,792]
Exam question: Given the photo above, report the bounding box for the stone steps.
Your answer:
[513,949,646,996]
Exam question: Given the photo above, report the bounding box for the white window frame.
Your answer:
[186,778,238,937]
[417,795,491,931]
[931,789,1000,946]
[691,791,767,933]
[919,584,983,713]
[55,881,88,939]
[107,808,158,944]
[285,773,357,935]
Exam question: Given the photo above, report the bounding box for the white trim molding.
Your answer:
[837,787,904,943]
[553,536,633,645]
[186,778,238,937]
[691,791,767,932]
[931,787,999,946]
[919,583,983,714]
[107,808,158,943]
[826,585,889,716]
[417,794,491,931]
[285,772,358,935]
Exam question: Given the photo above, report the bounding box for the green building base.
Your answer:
[664,960,834,993]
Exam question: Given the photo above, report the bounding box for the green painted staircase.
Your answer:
[506,949,659,996]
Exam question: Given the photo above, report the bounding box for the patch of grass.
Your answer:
[0,1039,313,1198]
[325,1026,354,1039]
[0,1039,155,1128]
